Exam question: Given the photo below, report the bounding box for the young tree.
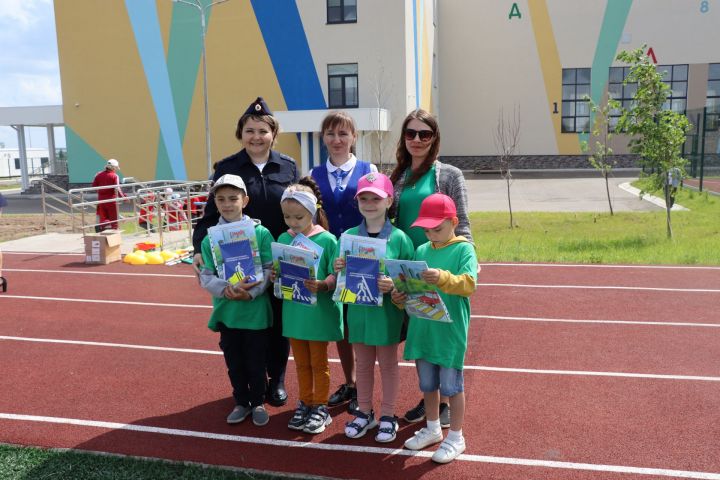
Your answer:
[615,46,691,238]
[493,105,521,228]
[369,64,394,171]
[581,95,620,215]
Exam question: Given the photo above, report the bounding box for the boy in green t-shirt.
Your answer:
[392,193,477,464]
[199,174,274,427]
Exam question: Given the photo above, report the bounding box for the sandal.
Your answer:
[344,410,377,439]
[375,415,399,443]
[0,277,6,293]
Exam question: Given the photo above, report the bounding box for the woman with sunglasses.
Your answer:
[389,109,473,428]
[389,109,471,248]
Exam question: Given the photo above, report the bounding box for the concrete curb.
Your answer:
[618,183,689,211]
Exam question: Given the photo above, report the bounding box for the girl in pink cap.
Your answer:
[333,172,414,443]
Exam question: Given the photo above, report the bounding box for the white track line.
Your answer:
[3,335,719,382]
[0,413,718,479]
[477,283,720,293]
[472,314,720,328]
[4,252,83,256]
[479,263,720,270]
[4,268,194,278]
[0,295,211,309]
[11,271,713,291]
[10,270,714,291]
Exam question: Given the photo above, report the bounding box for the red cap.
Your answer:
[355,172,394,199]
[411,193,457,228]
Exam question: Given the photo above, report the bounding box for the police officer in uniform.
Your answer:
[193,97,299,407]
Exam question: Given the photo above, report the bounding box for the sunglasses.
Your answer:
[404,128,434,142]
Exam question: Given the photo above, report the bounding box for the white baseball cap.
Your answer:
[211,174,247,195]
[106,159,119,168]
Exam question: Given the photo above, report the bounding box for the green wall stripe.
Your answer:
[581,0,633,144]
[66,125,109,183]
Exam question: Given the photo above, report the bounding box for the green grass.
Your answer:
[0,444,288,480]
[0,182,21,191]
[471,185,720,265]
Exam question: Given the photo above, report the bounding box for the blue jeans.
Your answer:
[415,359,464,397]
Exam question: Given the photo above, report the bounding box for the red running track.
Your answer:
[1,252,720,479]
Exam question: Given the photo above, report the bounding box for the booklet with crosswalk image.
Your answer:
[271,242,320,306]
[332,233,386,307]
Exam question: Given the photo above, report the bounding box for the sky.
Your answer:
[0,0,65,150]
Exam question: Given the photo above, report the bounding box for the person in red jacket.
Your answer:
[92,159,125,230]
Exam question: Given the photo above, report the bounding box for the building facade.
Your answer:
[54,1,719,182]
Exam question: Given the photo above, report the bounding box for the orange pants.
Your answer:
[289,338,329,406]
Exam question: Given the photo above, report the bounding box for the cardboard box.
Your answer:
[84,230,122,264]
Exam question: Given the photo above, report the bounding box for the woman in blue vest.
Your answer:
[311,111,377,413]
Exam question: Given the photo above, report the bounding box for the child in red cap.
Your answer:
[392,192,477,463]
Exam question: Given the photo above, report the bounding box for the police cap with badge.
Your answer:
[244,97,272,116]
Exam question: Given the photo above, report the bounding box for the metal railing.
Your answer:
[41,178,211,251]
[40,179,84,233]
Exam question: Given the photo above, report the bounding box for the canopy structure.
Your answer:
[0,105,64,190]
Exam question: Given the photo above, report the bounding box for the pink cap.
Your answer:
[355,172,394,199]
[411,193,457,228]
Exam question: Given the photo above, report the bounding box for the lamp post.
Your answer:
[172,0,228,179]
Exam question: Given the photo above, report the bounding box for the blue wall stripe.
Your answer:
[308,133,314,169]
[250,0,326,110]
[125,0,187,179]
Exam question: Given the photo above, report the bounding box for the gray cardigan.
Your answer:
[391,160,473,243]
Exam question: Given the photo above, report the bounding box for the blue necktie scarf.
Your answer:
[331,168,351,203]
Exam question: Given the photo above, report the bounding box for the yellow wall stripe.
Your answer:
[528,0,580,155]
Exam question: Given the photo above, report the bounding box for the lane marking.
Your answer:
[472,314,720,328]
[1,413,718,479]
[0,295,211,309]
[3,335,720,382]
[477,283,720,293]
[4,252,84,256]
[0,336,221,355]
[4,268,194,279]
[9,270,713,291]
[479,263,720,271]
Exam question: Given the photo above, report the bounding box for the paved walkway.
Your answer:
[464,173,660,212]
[0,229,192,255]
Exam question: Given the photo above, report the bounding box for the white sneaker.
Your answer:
[403,427,443,450]
[431,436,466,464]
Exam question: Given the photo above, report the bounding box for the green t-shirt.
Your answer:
[277,230,343,342]
[403,240,478,370]
[201,223,273,332]
[343,226,415,346]
[397,165,437,248]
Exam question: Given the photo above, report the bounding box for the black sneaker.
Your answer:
[346,396,359,414]
[328,384,355,406]
[403,398,426,423]
[303,405,332,434]
[439,402,451,429]
[288,401,310,431]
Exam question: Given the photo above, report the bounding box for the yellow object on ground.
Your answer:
[128,253,148,265]
[160,251,178,261]
[146,252,164,264]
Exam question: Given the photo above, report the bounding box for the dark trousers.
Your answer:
[218,324,270,407]
[265,294,290,386]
